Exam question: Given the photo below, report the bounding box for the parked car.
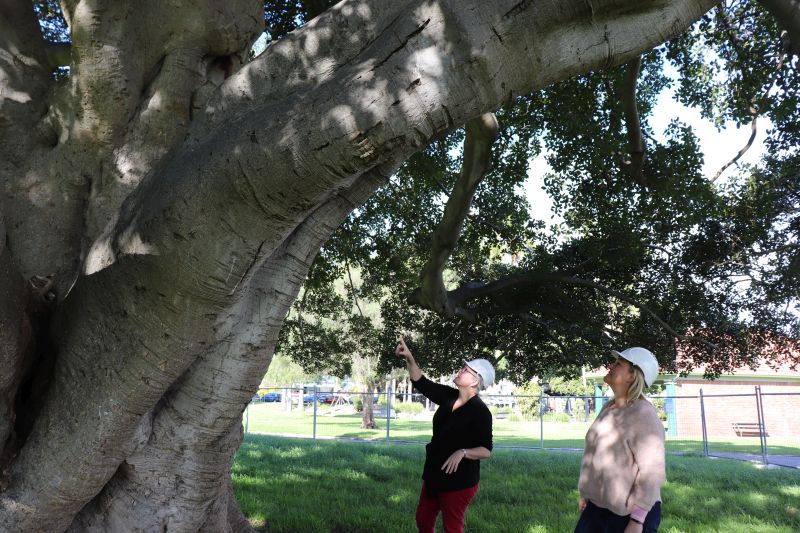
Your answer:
[260,392,282,402]
[302,393,329,404]
[485,395,515,408]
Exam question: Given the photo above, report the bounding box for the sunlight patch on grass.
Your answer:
[340,469,369,481]
[273,445,311,459]
[244,449,264,460]
[745,492,769,505]
[280,471,311,483]
[387,489,416,504]
[780,485,800,496]
[248,516,267,529]
[524,526,548,533]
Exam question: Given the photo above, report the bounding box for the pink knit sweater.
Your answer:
[578,397,666,517]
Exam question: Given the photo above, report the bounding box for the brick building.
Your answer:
[669,360,800,438]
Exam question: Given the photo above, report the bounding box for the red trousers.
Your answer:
[415,482,479,533]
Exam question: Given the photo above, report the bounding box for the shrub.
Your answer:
[395,401,423,415]
[650,397,667,421]
[543,412,571,423]
[515,381,543,419]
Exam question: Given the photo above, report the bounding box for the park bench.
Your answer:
[731,422,768,437]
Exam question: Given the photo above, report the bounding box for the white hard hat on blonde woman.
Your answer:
[611,347,659,387]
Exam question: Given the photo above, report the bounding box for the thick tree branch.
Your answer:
[412,113,499,316]
[0,241,27,466]
[346,258,366,318]
[0,0,56,467]
[711,103,759,182]
[2,0,264,294]
[712,33,788,182]
[0,0,51,164]
[759,0,800,55]
[79,0,262,243]
[194,0,407,133]
[21,168,391,532]
[620,56,648,186]
[200,0,719,137]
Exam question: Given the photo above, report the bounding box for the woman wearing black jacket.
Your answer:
[395,337,494,533]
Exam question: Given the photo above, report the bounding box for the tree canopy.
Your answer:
[276,0,800,382]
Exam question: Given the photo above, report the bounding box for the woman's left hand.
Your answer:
[623,521,644,533]
[441,449,466,474]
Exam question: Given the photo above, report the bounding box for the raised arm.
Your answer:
[395,336,422,381]
[395,336,456,405]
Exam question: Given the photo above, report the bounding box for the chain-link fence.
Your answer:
[243,386,800,466]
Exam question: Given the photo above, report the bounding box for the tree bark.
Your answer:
[759,0,800,54]
[0,0,720,530]
[66,172,387,532]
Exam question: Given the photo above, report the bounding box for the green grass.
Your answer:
[232,435,800,532]
[243,403,800,456]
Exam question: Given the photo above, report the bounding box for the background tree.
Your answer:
[261,352,316,387]
[0,0,797,531]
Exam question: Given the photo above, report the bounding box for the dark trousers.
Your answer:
[415,482,479,533]
[574,499,662,533]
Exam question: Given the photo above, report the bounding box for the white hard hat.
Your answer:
[612,347,659,387]
[463,359,495,390]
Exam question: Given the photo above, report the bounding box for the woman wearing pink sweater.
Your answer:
[575,347,666,533]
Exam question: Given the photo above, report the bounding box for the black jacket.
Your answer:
[411,376,493,496]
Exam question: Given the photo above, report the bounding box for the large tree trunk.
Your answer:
[0,0,718,530]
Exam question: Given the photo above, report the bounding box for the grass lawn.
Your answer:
[243,403,800,457]
[232,434,800,532]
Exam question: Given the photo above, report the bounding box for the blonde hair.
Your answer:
[625,367,646,405]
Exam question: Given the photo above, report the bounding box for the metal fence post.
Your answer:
[699,388,709,457]
[754,385,769,465]
[386,386,392,441]
[665,382,678,437]
[312,385,318,439]
[539,388,544,449]
[594,386,603,415]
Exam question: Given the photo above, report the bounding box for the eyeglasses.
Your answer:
[460,365,479,378]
